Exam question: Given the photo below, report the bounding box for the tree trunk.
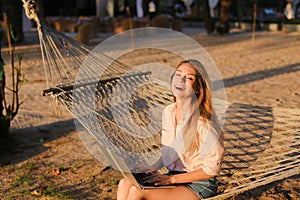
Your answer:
[201,0,215,34]
[0,34,4,118]
[0,37,10,135]
[0,117,10,135]
[217,0,231,34]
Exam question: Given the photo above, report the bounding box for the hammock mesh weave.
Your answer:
[22,1,300,199]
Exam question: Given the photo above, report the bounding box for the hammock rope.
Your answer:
[21,1,300,199]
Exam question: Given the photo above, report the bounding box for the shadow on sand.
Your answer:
[213,62,300,90]
[0,119,75,165]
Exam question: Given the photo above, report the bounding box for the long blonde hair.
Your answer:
[171,59,222,149]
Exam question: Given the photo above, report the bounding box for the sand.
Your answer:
[0,27,299,199]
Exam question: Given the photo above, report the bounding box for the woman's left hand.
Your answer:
[144,173,175,186]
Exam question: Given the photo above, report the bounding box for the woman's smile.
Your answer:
[172,63,197,99]
[175,85,184,90]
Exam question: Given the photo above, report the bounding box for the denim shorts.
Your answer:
[185,178,218,199]
[166,171,218,199]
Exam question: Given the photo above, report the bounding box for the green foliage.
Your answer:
[9,24,19,43]
[0,16,25,134]
[15,53,27,86]
[0,61,4,81]
[17,53,23,61]
[109,179,119,186]
[1,161,70,199]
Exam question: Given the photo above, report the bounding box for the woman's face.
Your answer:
[171,63,197,101]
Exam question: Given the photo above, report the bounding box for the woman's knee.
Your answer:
[118,178,131,188]
[117,178,136,200]
[117,178,132,195]
[128,185,143,200]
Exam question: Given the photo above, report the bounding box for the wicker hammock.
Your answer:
[22,1,300,199]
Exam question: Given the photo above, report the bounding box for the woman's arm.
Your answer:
[146,168,215,186]
[170,169,215,184]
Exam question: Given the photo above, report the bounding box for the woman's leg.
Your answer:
[117,178,144,200]
[117,179,200,200]
[142,186,200,200]
[117,178,135,200]
[127,185,144,200]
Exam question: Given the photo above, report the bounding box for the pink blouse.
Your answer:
[161,103,224,176]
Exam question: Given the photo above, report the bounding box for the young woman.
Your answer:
[117,59,224,200]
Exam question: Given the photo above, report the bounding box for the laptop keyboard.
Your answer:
[132,173,156,187]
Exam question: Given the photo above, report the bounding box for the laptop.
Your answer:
[105,148,176,190]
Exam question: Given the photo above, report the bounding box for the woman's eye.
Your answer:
[187,76,194,81]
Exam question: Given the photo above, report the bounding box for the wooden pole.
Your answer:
[126,6,134,50]
[252,2,257,41]
[278,0,283,31]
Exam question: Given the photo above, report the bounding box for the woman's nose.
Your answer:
[180,76,186,82]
